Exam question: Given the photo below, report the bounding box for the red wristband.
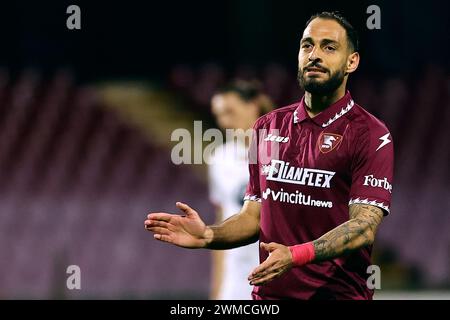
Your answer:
[288,242,316,266]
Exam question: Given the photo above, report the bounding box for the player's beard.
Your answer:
[297,66,345,95]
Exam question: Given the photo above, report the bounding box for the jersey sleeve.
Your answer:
[349,123,394,215]
[243,121,262,202]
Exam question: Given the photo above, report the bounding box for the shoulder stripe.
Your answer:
[349,197,390,213]
[322,99,354,127]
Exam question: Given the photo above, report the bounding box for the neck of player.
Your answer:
[304,83,346,118]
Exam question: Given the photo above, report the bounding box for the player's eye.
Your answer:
[324,45,336,52]
[301,43,312,49]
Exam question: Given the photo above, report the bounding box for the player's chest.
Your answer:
[261,122,352,176]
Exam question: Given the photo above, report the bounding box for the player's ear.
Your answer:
[346,51,360,74]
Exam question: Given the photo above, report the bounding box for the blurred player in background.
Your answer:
[145,12,394,300]
[208,81,273,299]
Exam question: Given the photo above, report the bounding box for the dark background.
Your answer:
[1,0,448,81]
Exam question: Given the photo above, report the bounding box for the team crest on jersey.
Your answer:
[318,132,343,153]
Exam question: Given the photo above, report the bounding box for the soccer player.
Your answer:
[145,11,394,300]
[208,81,273,299]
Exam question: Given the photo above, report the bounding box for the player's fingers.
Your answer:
[147,212,173,222]
[249,262,280,281]
[261,242,278,252]
[145,220,170,228]
[145,220,179,233]
[248,260,276,280]
[249,264,278,280]
[251,261,274,277]
[250,271,279,286]
[146,227,171,236]
[154,233,173,243]
[260,242,272,252]
[176,202,198,217]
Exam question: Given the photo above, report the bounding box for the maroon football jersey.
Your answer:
[244,91,394,300]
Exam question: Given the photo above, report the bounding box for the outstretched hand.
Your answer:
[248,242,293,286]
[145,202,211,249]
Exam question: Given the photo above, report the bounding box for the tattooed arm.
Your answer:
[312,204,384,262]
[248,204,384,286]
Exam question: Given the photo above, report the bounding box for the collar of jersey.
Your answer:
[293,91,354,127]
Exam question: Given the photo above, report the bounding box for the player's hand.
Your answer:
[248,242,293,286]
[144,202,212,249]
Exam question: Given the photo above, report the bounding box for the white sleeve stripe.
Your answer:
[243,194,262,202]
[348,197,390,213]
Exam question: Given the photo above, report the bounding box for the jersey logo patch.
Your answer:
[318,132,343,153]
[376,133,391,151]
[264,133,289,143]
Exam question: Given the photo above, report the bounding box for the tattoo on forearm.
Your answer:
[312,204,383,262]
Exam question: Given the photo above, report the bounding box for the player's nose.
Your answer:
[308,48,322,63]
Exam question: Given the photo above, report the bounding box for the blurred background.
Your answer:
[0,0,449,299]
